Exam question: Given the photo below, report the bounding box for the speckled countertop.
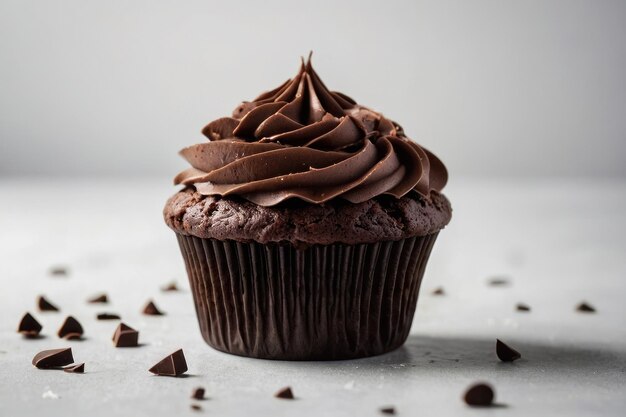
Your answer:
[0,178,624,416]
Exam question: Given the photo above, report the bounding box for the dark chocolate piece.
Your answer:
[32,348,74,369]
[190,404,202,411]
[112,323,139,347]
[37,295,59,312]
[516,303,530,312]
[97,313,121,320]
[87,293,108,304]
[463,383,494,406]
[149,349,187,376]
[380,406,396,414]
[191,387,206,400]
[496,339,521,362]
[576,302,596,313]
[63,363,85,373]
[274,387,294,399]
[49,266,68,276]
[161,282,179,292]
[432,287,445,295]
[488,277,509,286]
[18,312,42,337]
[143,300,164,316]
[57,316,84,339]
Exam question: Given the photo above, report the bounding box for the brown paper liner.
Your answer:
[176,233,439,360]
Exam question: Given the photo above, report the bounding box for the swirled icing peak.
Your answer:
[174,55,448,206]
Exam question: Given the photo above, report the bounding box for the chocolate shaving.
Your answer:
[488,277,510,286]
[49,266,68,276]
[63,363,85,373]
[161,282,179,292]
[37,295,59,312]
[191,387,206,400]
[463,383,494,406]
[142,300,164,316]
[274,387,294,399]
[97,313,121,320]
[32,348,74,369]
[190,404,202,411]
[496,339,521,362]
[112,323,139,347]
[57,316,84,339]
[576,302,596,313]
[149,349,187,377]
[87,293,108,304]
[432,287,445,295]
[18,312,42,337]
[380,406,396,415]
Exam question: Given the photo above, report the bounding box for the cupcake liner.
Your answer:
[177,233,439,360]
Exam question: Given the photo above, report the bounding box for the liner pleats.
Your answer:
[177,233,438,360]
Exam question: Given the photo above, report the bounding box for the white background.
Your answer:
[1,0,625,178]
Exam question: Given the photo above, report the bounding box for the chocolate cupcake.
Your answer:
[164,56,451,360]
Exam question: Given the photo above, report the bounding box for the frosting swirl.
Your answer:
[174,56,448,206]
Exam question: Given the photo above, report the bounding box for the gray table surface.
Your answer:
[0,178,625,416]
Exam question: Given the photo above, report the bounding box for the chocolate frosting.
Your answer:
[175,55,448,206]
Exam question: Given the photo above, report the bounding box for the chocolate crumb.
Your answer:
[576,302,596,313]
[190,404,202,411]
[112,323,139,347]
[274,386,294,399]
[463,383,494,406]
[488,277,510,286]
[37,295,59,312]
[432,287,445,295]
[63,363,85,373]
[161,282,179,292]
[149,349,187,377]
[191,387,206,400]
[32,348,74,369]
[496,339,521,362]
[516,303,531,312]
[49,266,68,276]
[96,313,121,320]
[380,406,396,414]
[57,316,84,339]
[142,300,164,316]
[87,293,108,304]
[18,312,42,337]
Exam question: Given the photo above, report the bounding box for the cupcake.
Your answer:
[164,56,451,360]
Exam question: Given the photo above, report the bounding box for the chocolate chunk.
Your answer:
[516,303,530,312]
[496,339,521,362]
[97,313,121,320]
[274,387,294,399]
[463,383,494,406]
[576,302,596,313]
[432,287,445,295]
[17,312,42,337]
[32,348,74,369]
[380,406,396,414]
[488,277,509,286]
[149,349,187,377]
[37,295,59,312]
[191,387,206,400]
[87,293,108,304]
[142,300,164,316]
[49,266,68,276]
[190,404,202,411]
[63,363,85,373]
[112,323,139,347]
[57,316,84,339]
[161,282,179,292]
